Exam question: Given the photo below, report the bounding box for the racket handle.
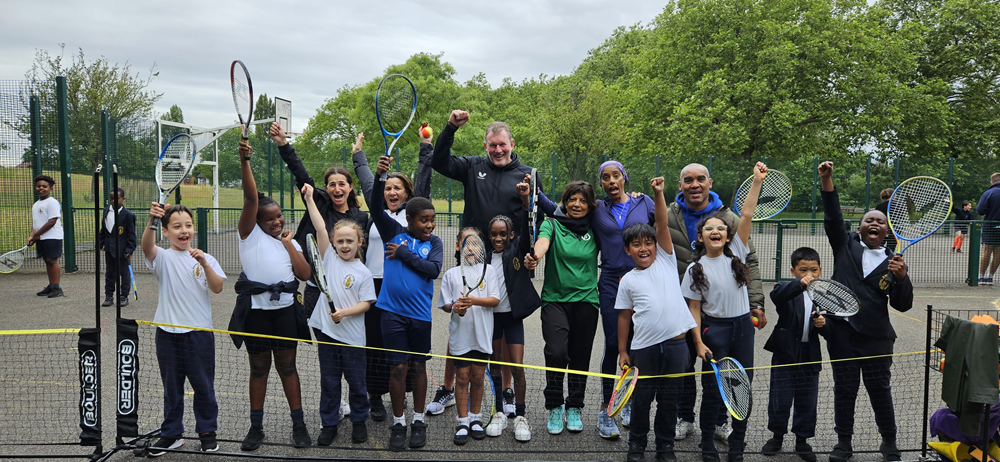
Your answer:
[704,353,714,362]
[149,203,164,230]
[379,171,388,182]
[330,302,340,324]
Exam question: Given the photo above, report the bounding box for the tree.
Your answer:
[21,44,162,173]
[160,104,184,123]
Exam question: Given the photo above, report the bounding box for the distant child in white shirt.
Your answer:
[303,182,377,446]
[616,177,700,462]
[29,174,64,297]
[142,202,226,456]
[439,228,500,445]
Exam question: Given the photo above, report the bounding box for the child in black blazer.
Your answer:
[99,188,137,307]
[761,247,826,461]
[818,161,913,462]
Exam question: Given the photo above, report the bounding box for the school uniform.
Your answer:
[145,248,227,438]
[617,246,697,452]
[99,205,137,299]
[32,196,63,258]
[764,280,825,439]
[309,244,377,426]
[369,174,443,366]
[237,224,304,354]
[440,265,500,365]
[822,188,914,438]
[681,237,755,451]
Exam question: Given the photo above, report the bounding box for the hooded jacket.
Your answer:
[432,122,536,236]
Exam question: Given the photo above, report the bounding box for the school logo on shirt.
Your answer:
[879,273,889,290]
[343,274,354,289]
[118,226,124,235]
[421,246,430,256]
[582,233,592,242]
[479,281,484,290]
[192,264,202,279]
[513,256,520,271]
[296,293,303,304]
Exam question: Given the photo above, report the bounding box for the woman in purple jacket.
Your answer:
[538,161,655,439]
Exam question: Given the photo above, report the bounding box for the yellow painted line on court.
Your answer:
[0,328,81,335]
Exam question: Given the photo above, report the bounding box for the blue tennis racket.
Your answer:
[735,169,791,220]
[128,263,138,300]
[705,353,752,421]
[375,74,417,181]
[887,176,952,255]
[149,133,196,230]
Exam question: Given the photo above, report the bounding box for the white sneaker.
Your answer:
[485,412,507,436]
[513,415,532,442]
[675,418,696,440]
[426,385,455,416]
[340,398,350,420]
[715,422,733,442]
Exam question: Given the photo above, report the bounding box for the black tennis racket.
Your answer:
[527,168,538,277]
[705,353,752,421]
[607,363,638,417]
[306,233,339,323]
[375,74,417,181]
[0,245,28,273]
[806,278,860,317]
[230,60,254,141]
[150,133,197,230]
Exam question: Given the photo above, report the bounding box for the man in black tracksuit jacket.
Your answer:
[819,161,913,462]
[432,110,537,237]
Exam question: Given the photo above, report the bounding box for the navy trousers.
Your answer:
[314,328,370,426]
[104,252,131,297]
[766,343,819,438]
[541,302,600,410]
[155,329,218,437]
[700,313,755,449]
[629,337,689,450]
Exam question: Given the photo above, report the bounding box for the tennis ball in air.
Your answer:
[752,316,759,327]
[420,123,432,138]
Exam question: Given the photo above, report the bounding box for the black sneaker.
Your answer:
[370,395,387,422]
[879,437,901,462]
[761,435,782,456]
[47,287,64,298]
[828,438,853,462]
[352,421,368,443]
[36,285,52,296]
[102,296,113,307]
[409,420,427,448]
[317,425,337,446]
[503,387,515,416]
[241,425,265,451]
[292,420,312,447]
[701,440,721,462]
[627,441,646,462]
[199,432,218,452]
[120,295,129,307]
[148,436,184,457]
[389,423,406,451]
[795,438,816,462]
[656,443,677,462]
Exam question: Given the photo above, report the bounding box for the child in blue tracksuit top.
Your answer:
[370,167,444,452]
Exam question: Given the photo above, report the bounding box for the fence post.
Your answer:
[101,111,112,204]
[448,179,453,213]
[267,139,273,197]
[342,146,348,169]
[56,76,76,272]
[894,157,900,188]
[197,208,208,252]
[29,95,42,198]
[551,152,557,196]
[774,221,784,281]
[968,221,981,286]
[811,157,818,235]
[864,154,871,212]
[279,142,285,210]
[708,155,714,176]
[947,157,954,188]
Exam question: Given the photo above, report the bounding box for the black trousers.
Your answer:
[541,302,600,410]
[767,343,820,438]
[104,252,131,297]
[826,326,896,438]
[700,313,755,450]
[630,337,688,450]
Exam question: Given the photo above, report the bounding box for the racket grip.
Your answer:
[704,353,714,362]
[330,303,340,324]
[149,203,164,230]
[379,171,388,182]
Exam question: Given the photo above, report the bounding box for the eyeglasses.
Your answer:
[703,225,728,232]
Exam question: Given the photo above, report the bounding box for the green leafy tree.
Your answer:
[160,104,184,123]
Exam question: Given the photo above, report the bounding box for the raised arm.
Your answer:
[141,202,162,263]
[431,110,473,181]
[302,183,328,258]
[271,122,315,190]
[413,139,434,199]
[818,161,848,249]
[736,162,766,246]
[350,133,375,204]
[237,141,257,239]
[651,177,673,254]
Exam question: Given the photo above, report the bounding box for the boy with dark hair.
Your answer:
[818,161,913,462]
[29,175,64,298]
[761,247,826,461]
[370,175,443,451]
[617,177,701,462]
[99,187,137,307]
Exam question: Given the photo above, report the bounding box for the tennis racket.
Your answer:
[127,263,138,300]
[472,365,496,428]
[459,233,488,307]
[806,278,859,317]
[306,233,339,323]
[527,168,538,277]
[735,169,792,220]
[149,133,197,230]
[0,245,28,273]
[887,176,952,255]
[607,363,638,417]
[704,353,752,421]
[230,60,254,141]
[375,74,417,181]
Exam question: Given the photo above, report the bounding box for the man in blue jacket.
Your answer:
[977,172,1000,284]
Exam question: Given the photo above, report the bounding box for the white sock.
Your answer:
[981,273,986,278]
[412,412,425,424]
[456,417,469,435]
[470,416,484,431]
[393,415,405,426]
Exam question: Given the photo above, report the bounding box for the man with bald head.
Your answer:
[667,163,765,444]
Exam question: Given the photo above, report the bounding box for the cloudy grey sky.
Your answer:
[1,0,664,134]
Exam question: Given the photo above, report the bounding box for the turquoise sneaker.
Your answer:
[566,407,583,432]
[547,406,565,435]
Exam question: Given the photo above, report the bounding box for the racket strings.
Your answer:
[736,171,791,219]
[377,77,415,133]
[232,72,252,116]
[157,138,194,188]
[888,179,951,239]
[716,358,751,420]
[1,251,24,272]
[809,282,860,315]
[609,368,637,412]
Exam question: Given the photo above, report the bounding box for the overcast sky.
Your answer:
[1,0,665,134]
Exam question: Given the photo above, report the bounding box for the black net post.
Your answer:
[56,76,76,272]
